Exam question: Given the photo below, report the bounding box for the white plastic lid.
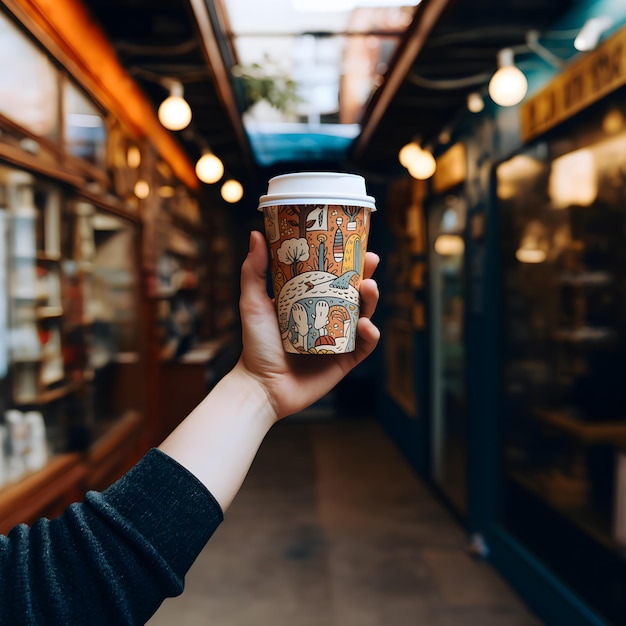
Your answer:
[258,172,376,210]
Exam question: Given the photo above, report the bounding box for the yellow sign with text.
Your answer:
[521,25,626,142]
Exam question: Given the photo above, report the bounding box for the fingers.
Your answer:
[363,252,380,280]
[354,253,380,362]
[354,317,381,363]
[359,278,379,320]
[360,252,379,320]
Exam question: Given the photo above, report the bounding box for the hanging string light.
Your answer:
[488,48,527,107]
[133,180,150,199]
[195,150,224,184]
[221,179,244,203]
[157,81,192,131]
[398,142,421,168]
[467,92,485,113]
[398,141,436,180]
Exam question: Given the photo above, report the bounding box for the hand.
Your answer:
[235,230,380,422]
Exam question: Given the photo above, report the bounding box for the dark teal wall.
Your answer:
[374,5,626,624]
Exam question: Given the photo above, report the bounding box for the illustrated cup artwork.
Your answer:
[258,172,376,355]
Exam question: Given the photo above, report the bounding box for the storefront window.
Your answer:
[64,80,107,167]
[428,195,467,513]
[88,209,142,431]
[0,11,59,140]
[496,97,626,624]
[0,167,142,487]
[0,186,8,385]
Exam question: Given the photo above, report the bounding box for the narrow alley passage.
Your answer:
[148,414,541,626]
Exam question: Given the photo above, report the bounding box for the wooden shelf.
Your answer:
[86,410,144,491]
[0,453,85,533]
[559,271,612,287]
[36,252,61,263]
[37,382,81,404]
[177,334,236,364]
[552,327,616,344]
[0,142,84,189]
[77,189,141,224]
[170,214,207,238]
[12,380,83,407]
[0,413,146,533]
[12,293,38,301]
[37,305,63,320]
[510,471,626,558]
[534,409,626,444]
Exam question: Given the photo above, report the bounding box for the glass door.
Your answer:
[428,195,467,514]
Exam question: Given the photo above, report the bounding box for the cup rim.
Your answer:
[258,193,376,211]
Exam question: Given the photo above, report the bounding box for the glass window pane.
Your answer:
[87,208,141,431]
[429,198,467,513]
[496,98,626,624]
[64,80,107,167]
[0,190,8,384]
[0,11,59,140]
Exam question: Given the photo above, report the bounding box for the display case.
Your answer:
[0,7,148,523]
[496,95,626,624]
[149,165,238,441]
[0,162,144,488]
[0,1,238,527]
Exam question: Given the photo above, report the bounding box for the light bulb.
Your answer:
[467,92,485,113]
[195,152,224,184]
[221,179,244,203]
[158,185,176,198]
[515,247,546,263]
[134,180,150,199]
[434,234,464,256]
[127,146,141,168]
[407,148,436,180]
[489,49,527,107]
[158,82,192,131]
[399,142,421,168]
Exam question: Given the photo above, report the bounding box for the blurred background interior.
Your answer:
[1,0,626,624]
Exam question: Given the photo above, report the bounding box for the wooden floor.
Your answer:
[148,414,542,626]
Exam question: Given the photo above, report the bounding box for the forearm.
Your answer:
[158,365,276,512]
[0,450,222,625]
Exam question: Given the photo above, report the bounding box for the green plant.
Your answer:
[233,58,301,114]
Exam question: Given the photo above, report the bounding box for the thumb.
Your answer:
[240,231,270,308]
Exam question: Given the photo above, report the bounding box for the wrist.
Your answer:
[226,362,279,428]
[158,362,278,510]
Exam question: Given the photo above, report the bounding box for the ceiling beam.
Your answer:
[187,0,256,174]
[352,0,450,160]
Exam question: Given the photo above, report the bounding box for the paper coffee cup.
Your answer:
[259,172,376,355]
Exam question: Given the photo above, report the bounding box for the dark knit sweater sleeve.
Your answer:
[0,448,224,625]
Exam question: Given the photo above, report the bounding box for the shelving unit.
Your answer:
[0,8,149,521]
[143,163,239,440]
[0,1,238,528]
[0,166,145,494]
